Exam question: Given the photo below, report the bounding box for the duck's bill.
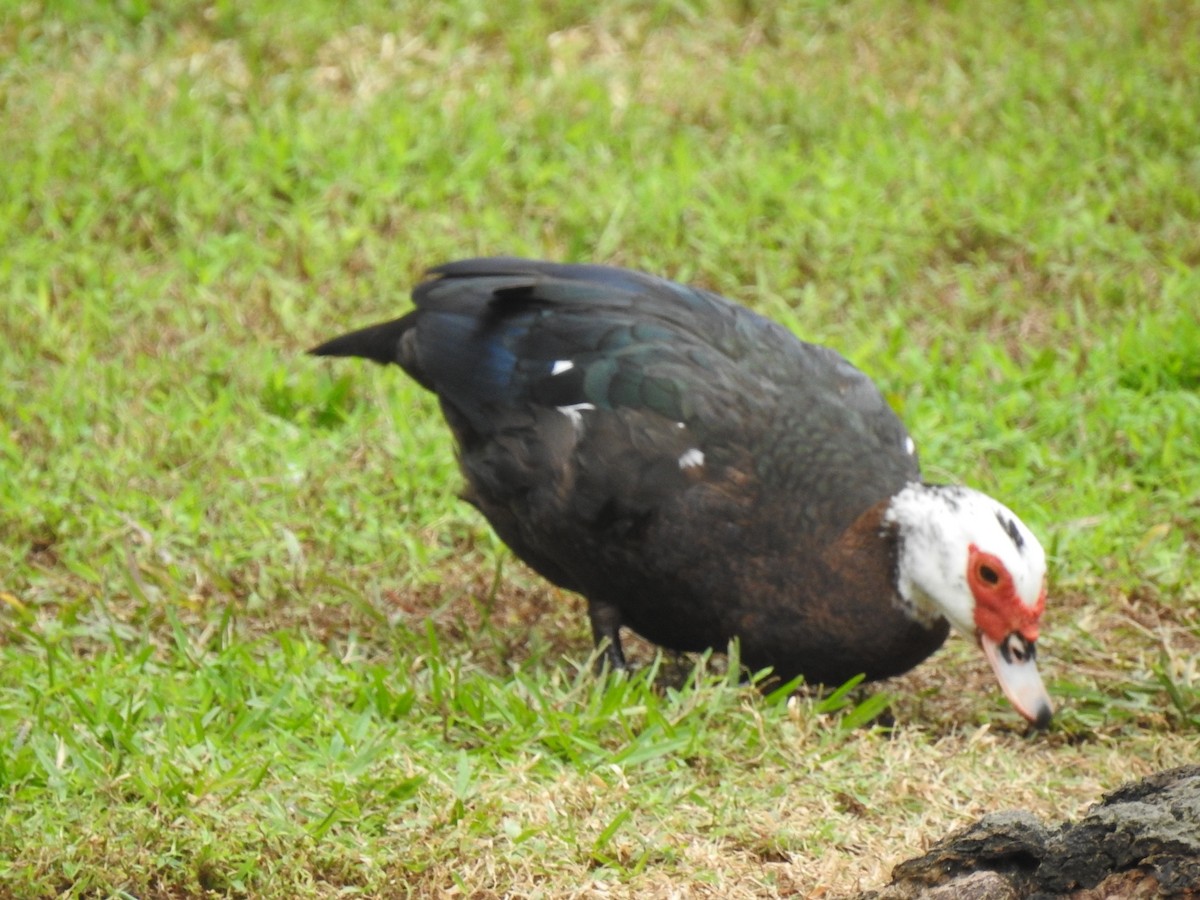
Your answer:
[980,632,1053,728]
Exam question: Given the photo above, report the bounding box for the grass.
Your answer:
[2,0,1199,896]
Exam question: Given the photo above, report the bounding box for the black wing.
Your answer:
[312,258,917,589]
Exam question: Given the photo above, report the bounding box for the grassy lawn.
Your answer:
[2,1,1199,896]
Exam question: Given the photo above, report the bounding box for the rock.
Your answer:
[858,766,1200,899]
[918,871,1018,900]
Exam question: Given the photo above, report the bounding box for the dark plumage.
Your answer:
[312,258,1053,723]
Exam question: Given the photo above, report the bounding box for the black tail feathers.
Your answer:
[308,313,414,365]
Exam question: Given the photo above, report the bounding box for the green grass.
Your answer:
[2,1,1199,896]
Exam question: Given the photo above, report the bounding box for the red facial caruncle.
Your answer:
[967,543,1045,644]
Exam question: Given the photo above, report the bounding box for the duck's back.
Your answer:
[315,258,932,680]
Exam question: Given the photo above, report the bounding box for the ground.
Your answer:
[1,2,1198,897]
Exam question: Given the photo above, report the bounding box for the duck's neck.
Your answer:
[821,498,903,607]
[816,497,951,678]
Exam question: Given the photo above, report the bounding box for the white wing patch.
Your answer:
[905,436,916,456]
[551,359,574,375]
[678,448,705,470]
[556,402,595,430]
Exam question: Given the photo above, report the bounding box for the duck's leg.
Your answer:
[587,599,627,671]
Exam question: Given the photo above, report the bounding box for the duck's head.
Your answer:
[885,483,1052,728]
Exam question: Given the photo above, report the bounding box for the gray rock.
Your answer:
[858,766,1200,899]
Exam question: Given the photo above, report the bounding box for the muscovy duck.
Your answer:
[312,258,1052,726]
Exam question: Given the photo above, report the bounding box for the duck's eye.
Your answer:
[979,564,1001,585]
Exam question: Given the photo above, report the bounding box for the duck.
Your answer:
[311,257,1053,726]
